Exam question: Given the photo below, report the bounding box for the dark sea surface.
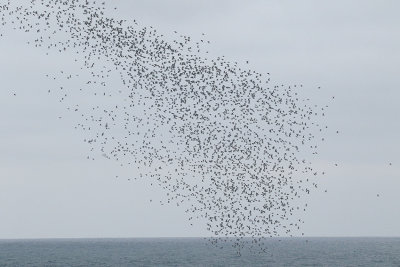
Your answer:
[0,237,399,266]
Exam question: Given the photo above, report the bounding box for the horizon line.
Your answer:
[1,236,400,241]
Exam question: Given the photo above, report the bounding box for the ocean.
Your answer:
[0,237,399,266]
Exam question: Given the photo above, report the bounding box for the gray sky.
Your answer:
[0,0,399,238]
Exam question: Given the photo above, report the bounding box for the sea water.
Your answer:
[0,237,399,266]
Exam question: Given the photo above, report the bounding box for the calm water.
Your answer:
[0,238,399,266]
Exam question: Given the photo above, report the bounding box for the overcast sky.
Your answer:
[0,0,399,238]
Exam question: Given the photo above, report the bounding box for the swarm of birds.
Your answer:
[1,0,331,253]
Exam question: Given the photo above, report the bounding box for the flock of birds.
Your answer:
[1,0,334,253]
